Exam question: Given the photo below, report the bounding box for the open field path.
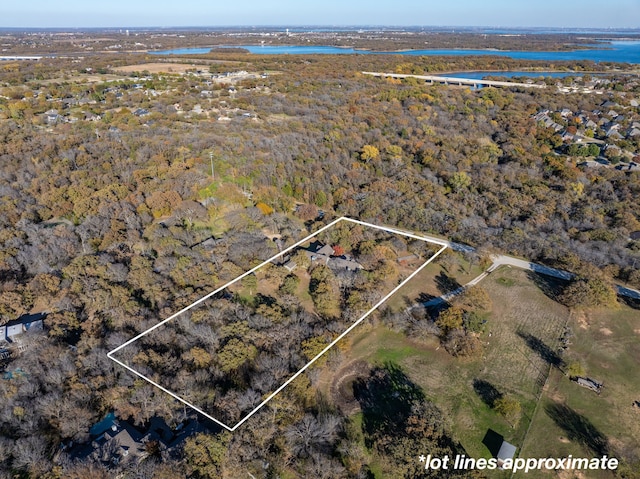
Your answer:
[401,231,640,307]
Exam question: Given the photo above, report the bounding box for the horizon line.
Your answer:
[1,25,639,31]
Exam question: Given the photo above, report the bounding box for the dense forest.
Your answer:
[0,49,639,477]
[112,222,437,428]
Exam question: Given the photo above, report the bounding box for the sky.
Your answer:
[3,0,640,29]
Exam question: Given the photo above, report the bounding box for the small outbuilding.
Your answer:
[497,441,517,468]
[575,377,603,394]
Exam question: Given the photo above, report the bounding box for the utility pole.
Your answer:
[209,151,214,179]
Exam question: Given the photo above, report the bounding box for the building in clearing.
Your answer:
[497,441,517,468]
[1,313,45,343]
[283,260,297,272]
[575,377,603,394]
[305,242,362,271]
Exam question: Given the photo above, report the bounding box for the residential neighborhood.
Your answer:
[533,92,640,171]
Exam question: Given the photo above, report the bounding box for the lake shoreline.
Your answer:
[149,42,640,64]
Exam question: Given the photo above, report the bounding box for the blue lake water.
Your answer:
[151,41,640,64]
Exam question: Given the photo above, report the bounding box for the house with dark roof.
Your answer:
[616,162,640,172]
[627,128,640,138]
[66,414,208,468]
[601,100,620,109]
[81,418,155,465]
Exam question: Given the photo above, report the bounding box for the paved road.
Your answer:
[409,232,640,307]
[488,254,640,299]
[487,255,574,281]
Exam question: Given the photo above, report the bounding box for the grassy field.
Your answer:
[113,62,210,74]
[519,302,640,478]
[385,250,484,312]
[328,266,574,477]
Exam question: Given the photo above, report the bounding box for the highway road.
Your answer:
[362,71,547,89]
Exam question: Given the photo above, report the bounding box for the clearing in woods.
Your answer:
[326,267,571,462]
[519,301,640,479]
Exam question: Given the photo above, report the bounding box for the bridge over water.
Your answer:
[362,71,547,89]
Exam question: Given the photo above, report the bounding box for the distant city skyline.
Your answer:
[3,0,640,29]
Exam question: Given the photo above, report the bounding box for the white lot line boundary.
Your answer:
[108,216,447,431]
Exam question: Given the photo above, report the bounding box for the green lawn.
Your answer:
[519,302,640,478]
[334,267,573,476]
[385,251,485,312]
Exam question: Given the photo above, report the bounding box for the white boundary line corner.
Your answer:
[107,216,447,431]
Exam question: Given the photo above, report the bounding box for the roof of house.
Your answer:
[305,242,362,271]
[578,161,605,169]
[191,236,223,249]
[398,254,419,263]
[306,243,332,257]
[6,324,23,337]
[1,313,46,343]
[328,257,363,271]
[111,429,144,459]
[601,100,619,108]
[101,422,145,461]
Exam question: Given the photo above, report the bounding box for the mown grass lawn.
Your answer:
[332,267,571,476]
[519,302,640,478]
